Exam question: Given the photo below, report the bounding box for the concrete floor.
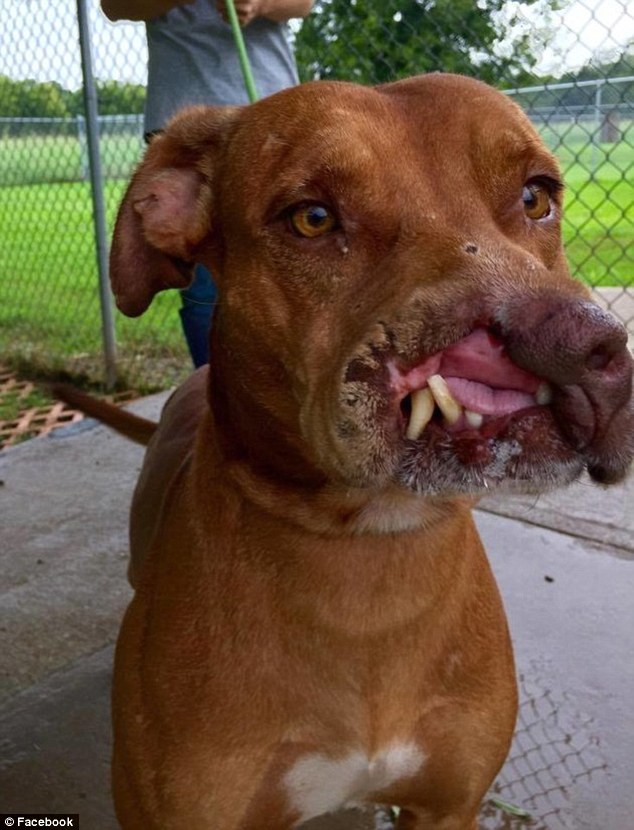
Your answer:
[1,392,633,830]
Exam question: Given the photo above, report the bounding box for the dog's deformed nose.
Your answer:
[498,297,634,483]
[501,299,628,387]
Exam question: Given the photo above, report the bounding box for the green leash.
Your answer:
[224,0,259,103]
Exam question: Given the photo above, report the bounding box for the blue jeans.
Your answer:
[179,264,217,368]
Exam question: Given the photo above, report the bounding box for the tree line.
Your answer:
[294,2,633,105]
[295,0,547,88]
[0,76,145,120]
[0,0,632,120]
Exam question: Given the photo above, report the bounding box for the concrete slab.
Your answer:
[1,391,633,829]
[480,471,634,556]
[0,393,166,704]
[0,647,117,828]
[476,512,634,830]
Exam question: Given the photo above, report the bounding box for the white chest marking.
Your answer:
[284,742,425,822]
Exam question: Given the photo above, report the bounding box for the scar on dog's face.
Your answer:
[111,74,634,498]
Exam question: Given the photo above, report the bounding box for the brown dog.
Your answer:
[58,74,634,829]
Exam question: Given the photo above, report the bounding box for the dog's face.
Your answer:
[111,74,634,500]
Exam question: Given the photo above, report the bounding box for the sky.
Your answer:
[0,0,632,91]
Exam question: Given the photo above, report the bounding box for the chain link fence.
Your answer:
[0,0,632,390]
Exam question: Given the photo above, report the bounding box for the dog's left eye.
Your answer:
[522,181,552,220]
[289,203,337,238]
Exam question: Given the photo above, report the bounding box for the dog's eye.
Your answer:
[522,182,552,220]
[290,203,337,238]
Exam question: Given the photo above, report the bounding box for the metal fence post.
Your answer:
[76,0,117,389]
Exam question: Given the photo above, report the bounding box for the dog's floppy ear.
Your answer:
[110,106,239,317]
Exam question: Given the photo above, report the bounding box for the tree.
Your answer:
[65,81,145,116]
[0,75,146,119]
[0,78,70,118]
[0,76,21,118]
[295,0,560,88]
[96,80,146,115]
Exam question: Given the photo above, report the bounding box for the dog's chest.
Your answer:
[283,742,424,822]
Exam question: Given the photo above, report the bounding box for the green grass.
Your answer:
[0,121,632,387]
[0,132,144,186]
[563,173,634,287]
[0,387,52,422]
[0,178,188,390]
[542,119,634,287]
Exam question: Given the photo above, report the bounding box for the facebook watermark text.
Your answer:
[1,816,79,828]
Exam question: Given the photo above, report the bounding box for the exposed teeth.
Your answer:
[406,388,435,440]
[536,381,553,406]
[405,374,548,440]
[465,409,484,429]
[427,374,462,425]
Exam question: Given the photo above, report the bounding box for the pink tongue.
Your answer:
[439,328,540,393]
[444,377,535,415]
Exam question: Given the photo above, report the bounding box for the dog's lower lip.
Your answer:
[400,406,576,482]
[402,403,545,445]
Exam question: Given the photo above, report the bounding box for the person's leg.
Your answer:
[179,264,217,368]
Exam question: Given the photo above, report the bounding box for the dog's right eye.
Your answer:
[289,203,337,238]
[522,180,556,221]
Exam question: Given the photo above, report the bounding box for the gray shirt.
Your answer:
[145,0,300,133]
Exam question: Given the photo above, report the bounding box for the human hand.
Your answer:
[216,0,264,27]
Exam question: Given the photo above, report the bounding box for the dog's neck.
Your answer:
[190,421,484,637]
[193,401,474,538]
[206,324,327,482]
